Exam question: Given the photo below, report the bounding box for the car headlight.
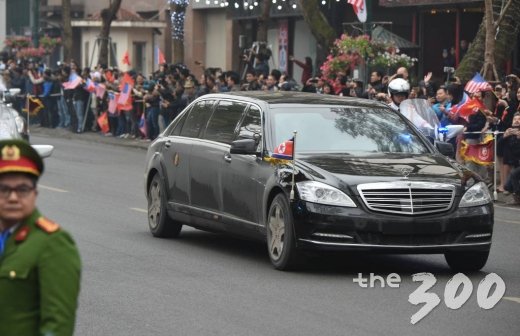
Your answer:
[459,182,492,207]
[296,181,356,207]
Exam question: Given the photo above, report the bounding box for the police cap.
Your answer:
[0,139,43,177]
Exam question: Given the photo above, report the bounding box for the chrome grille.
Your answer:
[357,182,455,215]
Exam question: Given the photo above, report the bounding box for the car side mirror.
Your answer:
[230,139,257,155]
[435,141,455,158]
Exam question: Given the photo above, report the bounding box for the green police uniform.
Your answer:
[0,139,81,336]
[0,209,81,336]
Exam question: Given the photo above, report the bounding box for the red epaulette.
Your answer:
[36,217,60,233]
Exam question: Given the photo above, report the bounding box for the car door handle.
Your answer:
[164,141,171,148]
[224,153,232,163]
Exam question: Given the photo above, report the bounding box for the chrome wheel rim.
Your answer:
[148,181,161,230]
[268,203,285,261]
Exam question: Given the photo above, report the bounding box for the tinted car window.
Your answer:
[179,100,215,138]
[203,100,247,144]
[237,105,262,142]
[167,106,190,136]
[270,106,429,155]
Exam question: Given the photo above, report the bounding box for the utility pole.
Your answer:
[31,0,39,47]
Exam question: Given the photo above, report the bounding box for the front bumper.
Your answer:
[292,200,493,253]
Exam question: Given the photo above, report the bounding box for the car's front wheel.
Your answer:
[444,250,490,272]
[266,194,301,270]
[148,174,182,238]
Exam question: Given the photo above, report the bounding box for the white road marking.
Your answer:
[130,207,147,213]
[503,297,520,304]
[38,184,68,193]
[495,205,520,211]
[495,218,520,225]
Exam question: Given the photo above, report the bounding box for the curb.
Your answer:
[28,126,150,151]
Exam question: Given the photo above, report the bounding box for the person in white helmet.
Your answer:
[387,78,410,111]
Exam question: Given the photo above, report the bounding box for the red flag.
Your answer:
[97,111,110,133]
[459,135,494,165]
[454,97,486,122]
[122,50,131,66]
[272,138,294,160]
[156,47,166,65]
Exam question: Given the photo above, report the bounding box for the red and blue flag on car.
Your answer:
[272,138,294,160]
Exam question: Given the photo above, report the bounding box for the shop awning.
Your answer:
[371,26,418,49]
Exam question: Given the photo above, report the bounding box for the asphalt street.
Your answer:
[28,129,520,336]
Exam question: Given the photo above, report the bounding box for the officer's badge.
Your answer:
[36,217,60,233]
[15,226,30,243]
[1,145,20,161]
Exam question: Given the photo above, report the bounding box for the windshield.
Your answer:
[269,106,430,155]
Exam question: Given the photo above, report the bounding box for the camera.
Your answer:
[443,67,455,73]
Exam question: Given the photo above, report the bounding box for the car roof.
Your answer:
[201,91,388,109]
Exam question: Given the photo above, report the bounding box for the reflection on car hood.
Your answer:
[298,153,462,183]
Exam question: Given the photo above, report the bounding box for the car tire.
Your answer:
[444,250,490,272]
[148,174,182,238]
[266,194,301,271]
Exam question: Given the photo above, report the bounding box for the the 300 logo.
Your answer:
[408,272,506,324]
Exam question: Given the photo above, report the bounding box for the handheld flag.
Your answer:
[84,78,96,93]
[347,0,367,23]
[156,47,166,65]
[459,134,494,166]
[97,111,110,133]
[62,73,82,90]
[117,72,134,111]
[452,94,485,123]
[118,83,131,105]
[108,92,118,114]
[138,112,147,138]
[95,83,106,99]
[104,70,114,83]
[272,138,294,160]
[122,50,131,66]
[464,73,493,94]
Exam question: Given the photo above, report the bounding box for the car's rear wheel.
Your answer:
[267,194,301,270]
[444,250,490,272]
[148,174,182,238]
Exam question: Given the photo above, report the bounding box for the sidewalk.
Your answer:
[28,126,150,151]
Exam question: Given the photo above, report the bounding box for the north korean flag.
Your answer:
[272,138,294,160]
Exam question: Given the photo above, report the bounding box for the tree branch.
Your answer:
[494,0,512,29]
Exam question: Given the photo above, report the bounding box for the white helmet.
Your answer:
[388,78,410,97]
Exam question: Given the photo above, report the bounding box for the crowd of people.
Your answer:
[2,54,520,202]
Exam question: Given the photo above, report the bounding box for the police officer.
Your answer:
[0,139,81,336]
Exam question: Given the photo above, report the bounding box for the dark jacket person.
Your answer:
[0,139,81,336]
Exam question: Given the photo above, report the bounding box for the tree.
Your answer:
[256,0,272,43]
[456,0,520,82]
[98,0,122,67]
[298,0,336,51]
[62,0,72,62]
